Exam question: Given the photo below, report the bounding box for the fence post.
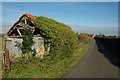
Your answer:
[5,49,11,70]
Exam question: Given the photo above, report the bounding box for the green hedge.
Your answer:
[34,16,78,59]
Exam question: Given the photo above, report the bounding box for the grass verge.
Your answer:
[2,38,93,78]
[0,37,3,52]
[0,37,4,79]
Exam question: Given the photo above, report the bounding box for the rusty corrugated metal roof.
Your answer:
[24,13,37,20]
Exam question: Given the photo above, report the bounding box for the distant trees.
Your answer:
[95,33,117,38]
[95,33,105,38]
[0,34,2,37]
[0,33,4,37]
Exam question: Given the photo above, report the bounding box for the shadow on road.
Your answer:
[94,38,119,68]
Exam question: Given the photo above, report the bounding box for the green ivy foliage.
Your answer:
[32,16,78,59]
[21,26,35,54]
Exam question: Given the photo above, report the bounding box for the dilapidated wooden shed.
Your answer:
[4,13,44,59]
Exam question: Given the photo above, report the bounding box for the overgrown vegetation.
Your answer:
[0,37,3,51]
[2,16,93,78]
[34,16,78,59]
[3,36,92,78]
[15,27,35,58]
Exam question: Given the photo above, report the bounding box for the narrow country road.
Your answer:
[62,39,119,78]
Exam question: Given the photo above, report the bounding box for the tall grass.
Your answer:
[0,37,3,52]
[0,37,4,79]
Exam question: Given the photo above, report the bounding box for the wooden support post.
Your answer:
[5,49,11,70]
[17,29,22,36]
[32,29,35,34]
[3,39,7,69]
[25,19,27,24]
[3,51,5,66]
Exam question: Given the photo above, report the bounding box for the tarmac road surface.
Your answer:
[62,39,119,78]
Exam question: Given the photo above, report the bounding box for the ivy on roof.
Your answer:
[33,16,78,59]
